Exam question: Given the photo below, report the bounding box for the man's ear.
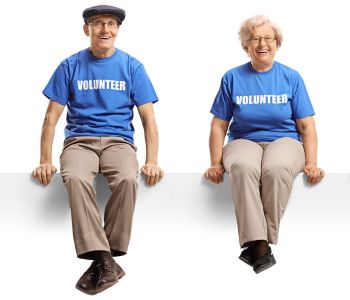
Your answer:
[83,24,89,36]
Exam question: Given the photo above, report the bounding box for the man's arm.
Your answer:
[32,100,64,185]
[137,102,163,186]
[205,117,229,184]
[296,116,325,184]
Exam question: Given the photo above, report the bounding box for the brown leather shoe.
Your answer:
[95,256,125,293]
[75,260,99,295]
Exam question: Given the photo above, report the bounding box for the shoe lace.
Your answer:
[100,258,112,271]
[94,257,113,280]
[85,260,99,276]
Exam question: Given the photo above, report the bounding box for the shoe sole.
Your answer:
[253,255,276,274]
[95,270,126,294]
[75,284,98,296]
[239,255,254,267]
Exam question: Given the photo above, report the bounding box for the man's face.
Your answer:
[83,15,119,55]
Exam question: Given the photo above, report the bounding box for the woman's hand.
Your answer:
[304,163,325,184]
[205,165,225,184]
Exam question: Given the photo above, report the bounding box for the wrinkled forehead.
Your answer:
[252,24,275,36]
[86,14,118,23]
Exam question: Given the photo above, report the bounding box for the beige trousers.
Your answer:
[60,136,139,259]
[222,137,305,247]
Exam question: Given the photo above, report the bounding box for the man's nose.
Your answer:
[101,23,110,32]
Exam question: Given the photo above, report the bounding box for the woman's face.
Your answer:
[247,24,277,72]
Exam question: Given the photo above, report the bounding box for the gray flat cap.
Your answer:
[83,5,126,24]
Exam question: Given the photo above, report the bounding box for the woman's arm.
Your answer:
[296,116,325,184]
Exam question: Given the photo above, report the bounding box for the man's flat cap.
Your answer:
[83,5,126,24]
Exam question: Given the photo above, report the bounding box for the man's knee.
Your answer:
[61,170,93,186]
[109,173,138,190]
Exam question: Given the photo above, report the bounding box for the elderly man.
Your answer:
[32,5,163,295]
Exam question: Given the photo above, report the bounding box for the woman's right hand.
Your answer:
[205,165,225,184]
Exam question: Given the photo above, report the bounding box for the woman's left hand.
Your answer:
[304,163,325,184]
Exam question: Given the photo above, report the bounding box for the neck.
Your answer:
[88,47,115,58]
[251,61,274,72]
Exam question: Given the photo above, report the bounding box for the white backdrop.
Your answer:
[1,0,348,172]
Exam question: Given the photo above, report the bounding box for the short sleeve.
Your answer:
[291,73,315,119]
[42,61,70,106]
[210,75,234,121]
[131,64,158,106]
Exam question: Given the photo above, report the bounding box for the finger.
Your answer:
[158,168,164,182]
[150,168,157,185]
[46,169,52,184]
[35,169,44,184]
[148,174,155,186]
[208,172,215,183]
[213,173,219,184]
[146,168,154,185]
[317,169,325,182]
[146,175,151,186]
[142,167,150,178]
[38,170,45,185]
[140,166,146,175]
[311,175,317,184]
[154,171,161,184]
[308,169,315,183]
[312,169,319,183]
[52,166,57,174]
[42,168,48,185]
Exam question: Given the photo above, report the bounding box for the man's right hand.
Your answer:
[32,163,57,185]
[204,165,225,184]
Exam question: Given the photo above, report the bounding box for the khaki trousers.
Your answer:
[60,137,139,259]
[222,137,305,247]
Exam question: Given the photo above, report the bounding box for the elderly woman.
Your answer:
[205,15,324,274]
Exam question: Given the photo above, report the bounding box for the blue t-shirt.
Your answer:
[43,48,158,144]
[210,61,315,142]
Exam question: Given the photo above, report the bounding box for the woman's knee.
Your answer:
[229,160,260,178]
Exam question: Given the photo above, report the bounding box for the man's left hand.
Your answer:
[304,163,325,184]
[140,163,164,186]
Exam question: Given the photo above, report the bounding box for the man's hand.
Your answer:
[205,165,225,184]
[140,163,164,186]
[32,163,57,185]
[304,163,325,184]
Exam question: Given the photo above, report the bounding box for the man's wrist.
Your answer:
[211,162,223,168]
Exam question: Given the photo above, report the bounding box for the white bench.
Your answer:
[1,173,349,299]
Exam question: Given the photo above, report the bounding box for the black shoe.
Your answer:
[94,256,126,293]
[239,247,255,267]
[75,260,99,295]
[253,247,276,274]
